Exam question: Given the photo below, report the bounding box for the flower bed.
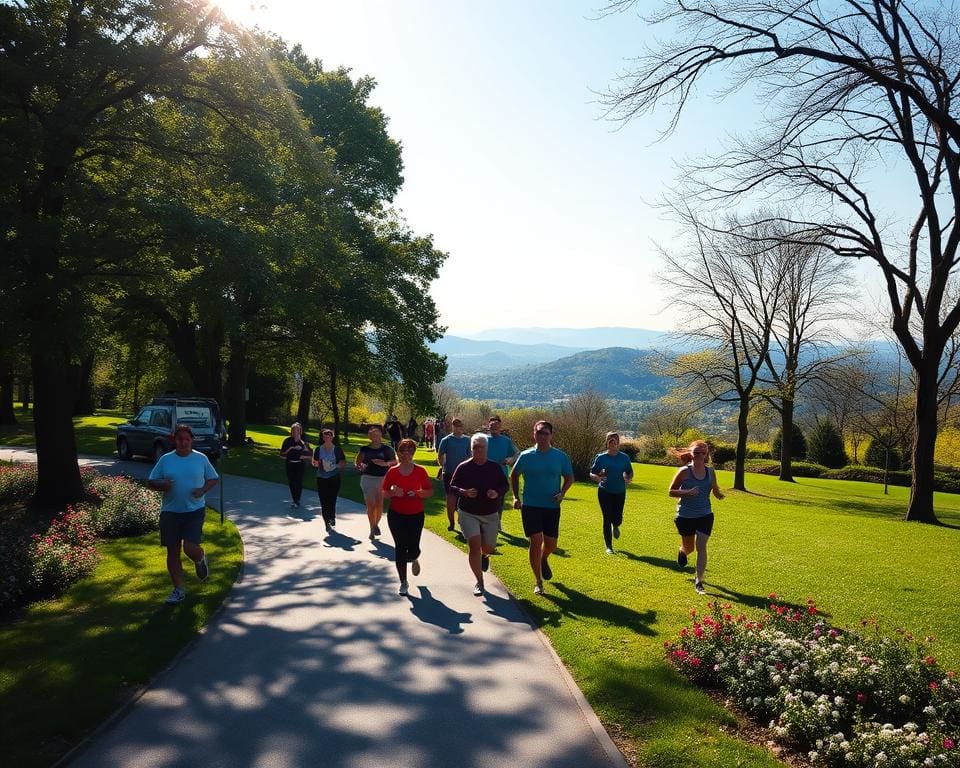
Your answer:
[0,463,161,615]
[666,597,960,767]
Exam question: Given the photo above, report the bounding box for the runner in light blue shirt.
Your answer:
[589,432,634,554]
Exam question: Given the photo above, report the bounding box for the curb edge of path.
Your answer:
[54,517,249,768]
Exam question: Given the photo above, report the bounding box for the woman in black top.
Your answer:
[280,422,311,508]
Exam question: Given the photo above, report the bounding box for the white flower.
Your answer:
[899,694,911,704]
[875,751,887,762]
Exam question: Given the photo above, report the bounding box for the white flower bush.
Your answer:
[666,597,960,767]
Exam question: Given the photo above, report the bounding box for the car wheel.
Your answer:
[117,437,131,460]
[153,442,167,463]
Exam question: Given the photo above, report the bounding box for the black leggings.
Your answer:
[387,510,424,567]
[285,461,305,503]
[598,489,625,549]
[316,474,341,523]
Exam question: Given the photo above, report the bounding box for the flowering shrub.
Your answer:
[666,597,960,767]
[85,474,160,537]
[0,462,40,502]
[0,463,161,614]
[27,508,101,596]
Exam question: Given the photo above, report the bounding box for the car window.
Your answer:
[151,409,172,428]
[135,408,152,424]
[176,405,213,431]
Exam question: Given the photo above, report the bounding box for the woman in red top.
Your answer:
[382,438,434,596]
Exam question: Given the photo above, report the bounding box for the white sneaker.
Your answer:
[165,587,186,604]
[695,581,706,595]
[605,547,614,555]
[399,581,409,596]
[473,582,483,597]
[411,559,421,576]
[533,583,544,595]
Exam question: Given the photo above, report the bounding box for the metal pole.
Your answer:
[220,445,228,524]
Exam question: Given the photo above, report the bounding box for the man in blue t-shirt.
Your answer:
[148,424,219,605]
[510,420,574,595]
[437,418,471,532]
[486,415,519,525]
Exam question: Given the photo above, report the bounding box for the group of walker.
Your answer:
[147,418,723,604]
[277,415,725,599]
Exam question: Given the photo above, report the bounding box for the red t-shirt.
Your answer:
[382,464,432,515]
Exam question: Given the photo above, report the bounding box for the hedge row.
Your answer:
[718,460,960,494]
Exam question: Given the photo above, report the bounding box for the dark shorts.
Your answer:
[521,505,561,539]
[674,513,714,537]
[160,508,206,547]
[442,471,454,494]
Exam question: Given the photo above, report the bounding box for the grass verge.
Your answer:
[0,510,243,768]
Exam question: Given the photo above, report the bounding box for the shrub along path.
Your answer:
[1,448,625,768]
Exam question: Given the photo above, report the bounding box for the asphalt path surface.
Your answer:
[3,447,627,768]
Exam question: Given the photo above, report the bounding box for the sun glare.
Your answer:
[211,0,265,26]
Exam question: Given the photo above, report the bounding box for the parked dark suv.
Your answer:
[116,396,225,463]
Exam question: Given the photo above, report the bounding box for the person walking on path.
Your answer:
[312,428,346,531]
[449,433,509,597]
[356,425,397,540]
[280,423,311,508]
[423,418,434,449]
[485,415,519,520]
[589,432,634,554]
[668,439,724,595]
[510,420,574,596]
[437,418,471,532]
[147,424,219,604]
[382,438,434,596]
[385,415,404,450]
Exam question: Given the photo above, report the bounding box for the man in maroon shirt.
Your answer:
[448,433,509,596]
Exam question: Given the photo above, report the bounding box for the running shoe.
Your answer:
[695,581,706,595]
[164,586,186,604]
[369,530,377,541]
[411,559,421,576]
[325,522,333,533]
[447,524,456,532]
[481,555,490,572]
[399,581,409,596]
[473,582,484,597]
[194,554,209,582]
[677,550,688,568]
[533,583,544,596]
[605,547,614,555]
[613,525,620,539]
[329,519,336,528]
[540,556,552,581]
[373,524,381,536]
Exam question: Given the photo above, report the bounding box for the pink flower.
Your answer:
[856,693,867,702]
[944,738,955,750]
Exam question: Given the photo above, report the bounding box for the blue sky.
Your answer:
[221,0,892,337]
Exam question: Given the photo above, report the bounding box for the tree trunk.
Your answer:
[734,394,749,491]
[328,366,340,439]
[72,352,96,415]
[32,351,84,506]
[225,343,248,447]
[20,374,31,410]
[906,361,940,523]
[297,380,313,433]
[778,398,796,482]
[0,364,16,425]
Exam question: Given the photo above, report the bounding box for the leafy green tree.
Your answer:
[0,0,243,504]
[865,433,902,473]
[806,419,848,470]
[771,426,807,462]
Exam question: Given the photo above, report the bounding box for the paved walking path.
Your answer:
[2,448,626,768]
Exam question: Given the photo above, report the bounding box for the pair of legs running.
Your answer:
[676,513,713,593]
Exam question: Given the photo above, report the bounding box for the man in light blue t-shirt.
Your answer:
[510,420,574,595]
[148,424,219,605]
[437,418,471,532]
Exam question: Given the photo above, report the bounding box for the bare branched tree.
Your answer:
[659,210,785,490]
[605,0,960,523]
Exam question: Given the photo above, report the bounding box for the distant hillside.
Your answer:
[430,336,588,373]
[463,326,671,349]
[445,347,671,403]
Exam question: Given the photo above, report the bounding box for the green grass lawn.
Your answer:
[0,510,243,768]
[3,412,959,766]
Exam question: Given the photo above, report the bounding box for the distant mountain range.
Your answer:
[443,346,672,405]
[462,326,672,349]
